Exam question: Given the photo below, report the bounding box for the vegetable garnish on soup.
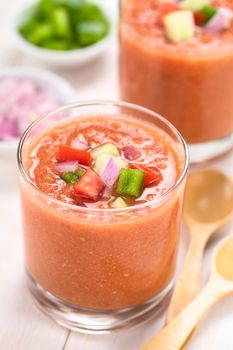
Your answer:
[124,0,233,44]
[25,117,181,209]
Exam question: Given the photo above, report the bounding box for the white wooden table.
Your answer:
[1,1,233,349]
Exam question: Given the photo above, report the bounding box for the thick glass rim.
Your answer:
[17,100,189,213]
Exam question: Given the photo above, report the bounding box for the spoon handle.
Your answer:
[140,278,229,350]
[166,232,208,322]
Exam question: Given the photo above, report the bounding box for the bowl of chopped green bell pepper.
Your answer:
[9,0,114,67]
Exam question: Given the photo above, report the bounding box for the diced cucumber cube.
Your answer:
[91,143,119,160]
[115,157,127,171]
[94,154,127,175]
[111,197,128,209]
[181,0,210,12]
[94,154,110,174]
[164,10,195,43]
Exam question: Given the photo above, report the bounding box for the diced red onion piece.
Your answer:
[205,7,233,33]
[101,157,120,187]
[0,121,18,140]
[122,146,141,160]
[0,121,15,137]
[57,161,79,173]
[219,7,233,20]
[102,186,112,199]
[71,140,88,150]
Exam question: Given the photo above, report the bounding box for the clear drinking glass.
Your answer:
[119,0,233,165]
[18,101,189,332]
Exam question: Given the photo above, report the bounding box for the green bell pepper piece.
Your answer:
[77,21,108,47]
[61,168,85,185]
[116,168,145,198]
[23,23,53,45]
[52,7,71,37]
[200,5,217,22]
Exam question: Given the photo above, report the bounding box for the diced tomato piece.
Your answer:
[129,164,162,187]
[157,2,180,27]
[194,12,207,26]
[57,146,91,166]
[74,169,105,201]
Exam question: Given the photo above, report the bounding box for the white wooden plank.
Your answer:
[188,299,233,349]
[0,180,68,350]
[65,317,164,350]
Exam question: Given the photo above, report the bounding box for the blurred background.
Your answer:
[0,0,118,95]
[1,2,233,350]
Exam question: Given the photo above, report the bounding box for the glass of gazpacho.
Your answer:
[120,0,233,164]
[18,101,189,332]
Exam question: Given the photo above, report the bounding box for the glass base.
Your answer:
[26,270,173,334]
[189,132,233,167]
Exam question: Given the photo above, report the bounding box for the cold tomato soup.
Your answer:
[120,0,233,144]
[20,116,185,309]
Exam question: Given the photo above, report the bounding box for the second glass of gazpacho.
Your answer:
[120,0,233,164]
[18,101,189,332]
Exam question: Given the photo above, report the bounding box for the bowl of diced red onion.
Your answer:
[0,67,76,156]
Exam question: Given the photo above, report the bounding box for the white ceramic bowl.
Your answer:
[0,66,77,157]
[9,0,115,68]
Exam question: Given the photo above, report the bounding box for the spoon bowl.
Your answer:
[184,169,233,224]
[214,234,233,281]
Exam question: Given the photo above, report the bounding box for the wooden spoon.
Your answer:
[140,234,233,350]
[166,169,233,322]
